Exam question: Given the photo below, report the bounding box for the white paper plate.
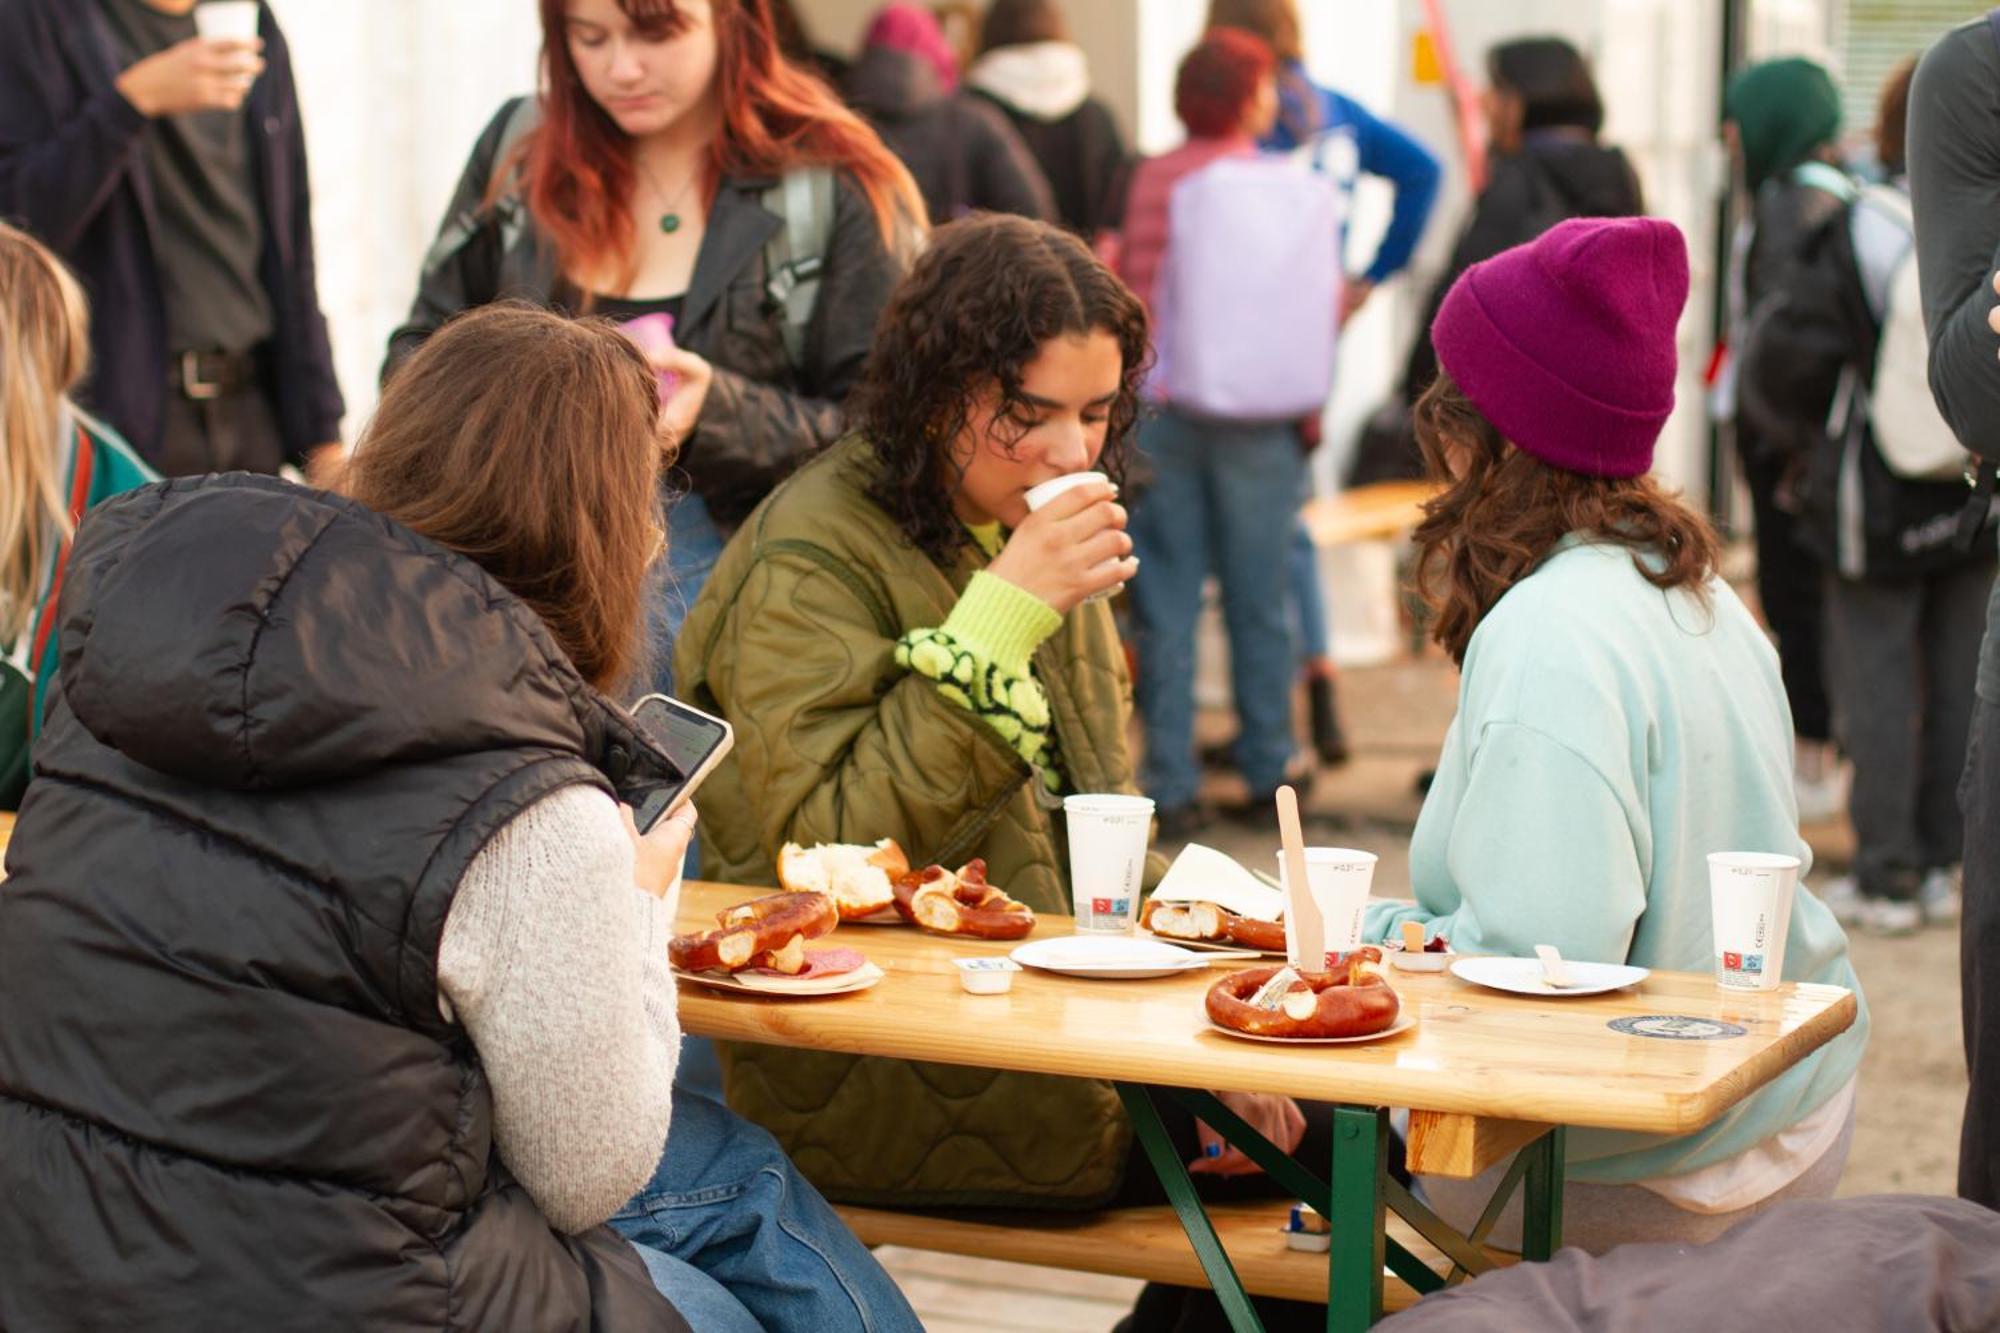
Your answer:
[674,961,885,996]
[1010,935,1211,979]
[1203,1013,1417,1045]
[1449,956,1650,997]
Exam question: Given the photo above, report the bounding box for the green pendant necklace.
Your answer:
[646,164,700,236]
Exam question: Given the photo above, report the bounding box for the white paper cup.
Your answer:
[1276,848,1377,955]
[1707,852,1800,991]
[194,1,260,41]
[1064,793,1154,932]
[1024,471,1123,601]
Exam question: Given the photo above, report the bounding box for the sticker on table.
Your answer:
[1608,1015,1748,1041]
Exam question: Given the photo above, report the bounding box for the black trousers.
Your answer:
[1741,448,1832,742]
[1825,556,1995,900]
[1962,689,2000,1205]
[155,383,286,478]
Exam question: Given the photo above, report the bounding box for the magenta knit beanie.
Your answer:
[1431,216,1689,478]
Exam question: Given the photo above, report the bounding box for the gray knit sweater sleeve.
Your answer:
[436,784,681,1234]
[1909,15,2000,458]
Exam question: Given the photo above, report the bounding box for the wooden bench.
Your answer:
[1300,481,1436,549]
[834,1199,1512,1315]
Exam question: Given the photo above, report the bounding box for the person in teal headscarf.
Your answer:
[1719,57,1849,832]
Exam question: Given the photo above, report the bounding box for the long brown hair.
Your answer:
[0,222,93,646]
[1411,373,1718,665]
[525,0,922,288]
[344,304,667,693]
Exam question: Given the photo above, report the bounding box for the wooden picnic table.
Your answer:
[1300,481,1437,549]
[675,881,1856,1330]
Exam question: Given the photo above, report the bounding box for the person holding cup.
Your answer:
[677,214,1156,1209]
[0,0,346,483]
[1362,217,1867,1253]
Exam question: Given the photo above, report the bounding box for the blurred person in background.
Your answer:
[0,0,345,481]
[966,0,1130,238]
[1908,8,2000,1211]
[1113,28,1314,838]
[390,0,923,651]
[0,222,156,811]
[841,1,1054,222]
[1208,0,1444,770]
[1721,57,1848,823]
[1750,59,1992,935]
[1401,36,1643,412]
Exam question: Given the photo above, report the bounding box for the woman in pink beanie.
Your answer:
[1364,217,1868,1252]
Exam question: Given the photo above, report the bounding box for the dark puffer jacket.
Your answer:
[385,97,912,529]
[842,46,1053,223]
[0,475,689,1332]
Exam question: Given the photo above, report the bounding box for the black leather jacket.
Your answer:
[386,99,910,528]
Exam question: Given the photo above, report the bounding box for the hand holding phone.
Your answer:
[628,693,734,834]
[624,801,697,901]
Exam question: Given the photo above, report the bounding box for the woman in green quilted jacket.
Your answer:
[677,214,1155,1207]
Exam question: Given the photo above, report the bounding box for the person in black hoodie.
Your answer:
[0,306,920,1332]
[842,2,1054,223]
[1909,7,2000,1211]
[966,0,1131,237]
[1402,37,1644,408]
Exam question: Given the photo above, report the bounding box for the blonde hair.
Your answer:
[0,222,92,646]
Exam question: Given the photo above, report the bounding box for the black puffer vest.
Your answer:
[0,476,690,1332]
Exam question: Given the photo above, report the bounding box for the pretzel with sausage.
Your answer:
[892,860,1035,940]
[1205,949,1400,1040]
[1142,899,1288,953]
[669,890,839,975]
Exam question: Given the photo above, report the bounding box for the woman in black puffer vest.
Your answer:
[0,306,915,1331]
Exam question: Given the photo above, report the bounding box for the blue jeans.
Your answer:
[652,490,729,696]
[1287,515,1330,664]
[1128,409,1306,810]
[612,1087,921,1332]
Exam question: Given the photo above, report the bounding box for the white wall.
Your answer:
[267,0,541,437]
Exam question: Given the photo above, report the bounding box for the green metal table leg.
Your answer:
[1115,1083,1266,1333]
[1327,1106,1386,1332]
[1520,1125,1567,1262]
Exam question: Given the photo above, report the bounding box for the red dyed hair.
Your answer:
[525,0,923,284]
[1175,27,1275,138]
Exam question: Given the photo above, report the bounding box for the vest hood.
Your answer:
[57,474,610,791]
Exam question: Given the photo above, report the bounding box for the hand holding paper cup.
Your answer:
[1707,852,1800,991]
[1021,471,1129,603]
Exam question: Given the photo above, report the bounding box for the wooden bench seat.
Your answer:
[835,1200,1511,1314]
[1300,481,1436,549]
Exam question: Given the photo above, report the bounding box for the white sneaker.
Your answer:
[1920,866,1963,926]
[1858,896,1923,936]
[1794,768,1847,825]
[1816,875,1865,926]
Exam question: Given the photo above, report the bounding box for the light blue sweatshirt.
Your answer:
[1366,538,1868,1185]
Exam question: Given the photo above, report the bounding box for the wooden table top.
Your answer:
[675,882,1857,1138]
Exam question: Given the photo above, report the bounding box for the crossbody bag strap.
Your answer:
[22,427,94,730]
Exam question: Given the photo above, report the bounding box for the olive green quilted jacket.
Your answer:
[676,435,1140,1207]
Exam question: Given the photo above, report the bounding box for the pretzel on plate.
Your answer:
[891,860,1035,940]
[1205,949,1400,1039]
[669,890,839,974]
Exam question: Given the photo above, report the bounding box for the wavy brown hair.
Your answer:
[1412,373,1718,665]
[345,304,668,694]
[851,214,1150,566]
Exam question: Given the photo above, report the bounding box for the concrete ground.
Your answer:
[880,648,1966,1330]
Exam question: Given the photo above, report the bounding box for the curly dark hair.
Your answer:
[851,214,1151,567]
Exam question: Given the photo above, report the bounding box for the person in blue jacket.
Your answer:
[1208,0,1443,776]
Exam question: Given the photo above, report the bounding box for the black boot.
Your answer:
[1307,673,1349,767]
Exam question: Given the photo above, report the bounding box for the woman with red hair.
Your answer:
[389,0,923,643]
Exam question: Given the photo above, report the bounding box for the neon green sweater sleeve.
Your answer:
[895,571,1064,786]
